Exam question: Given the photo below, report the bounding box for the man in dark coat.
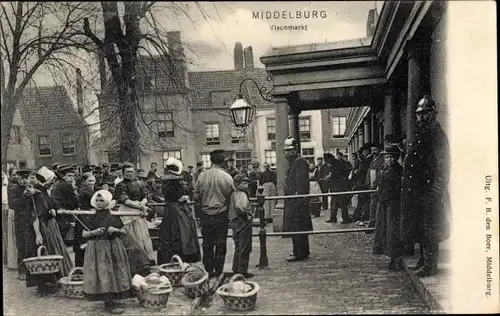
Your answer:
[51,165,79,242]
[365,144,384,228]
[353,145,372,224]
[315,157,331,210]
[283,137,312,261]
[225,158,239,178]
[401,95,450,277]
[324,153,349,223]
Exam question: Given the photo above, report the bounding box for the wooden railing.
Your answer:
[59,189,376,268]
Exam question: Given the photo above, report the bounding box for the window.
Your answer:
[205,123,220,145]
[332,116,347,136]
[201,153,211,168]
[299,117,311,141]
[18,161,27,169]
[302,147,315,165]
[231,126,246,144]
[107,152,119,163]
[162,150,182,172]
[264,150,276,166]
[62,134,75,155]
[235,151,252,168]
[10,126,21,144]
[266,117,276,141]
[158,112,174,138]
[38,135,51,156]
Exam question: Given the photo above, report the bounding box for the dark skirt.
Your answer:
[157,203,201,264]
[21,222,59,288]
[41,219,74,276]
[83,237,132,301]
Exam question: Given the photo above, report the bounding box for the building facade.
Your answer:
[321,107,351,158]
[4,108,35,170]
[17,85,90,168]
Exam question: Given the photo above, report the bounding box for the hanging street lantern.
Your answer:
[230,94,254,128]
[229,76,275,129]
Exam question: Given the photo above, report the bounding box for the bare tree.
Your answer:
[0,2,97,162]
[82,1,224,164]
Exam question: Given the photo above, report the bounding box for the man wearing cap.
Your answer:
[401,95,450,277]
[101,163,115,184]
[51,165,79,242]
[283,137,313,262]
[194,150,234,277]
[7,169,34,280]
[225,158,238,178]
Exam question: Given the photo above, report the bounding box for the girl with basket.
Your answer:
[82,190,132,314]
[13,169,71,296]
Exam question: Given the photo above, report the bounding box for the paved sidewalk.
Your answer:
[3,210,429,315]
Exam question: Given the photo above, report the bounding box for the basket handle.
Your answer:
[170,254,183,265]
[145,272,162,283]
[68,267,84,279]
[228,273,246,284]
[37,245,48,257]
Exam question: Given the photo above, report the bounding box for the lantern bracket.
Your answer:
[237,75,275,103]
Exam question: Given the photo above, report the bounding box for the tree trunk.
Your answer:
[1,99,16,164]
[117,86,139,164]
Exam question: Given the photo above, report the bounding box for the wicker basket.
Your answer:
[181,265,209,299]
[59,267,85,299]
[136,273,173,309]
[216,274,260,311]
[158,255,187,287]
[23,246,63,275]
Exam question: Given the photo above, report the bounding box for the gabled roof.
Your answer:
[18,85,86,134]
[187,68,275,109]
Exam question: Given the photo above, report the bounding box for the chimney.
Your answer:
[243,46,254,69]
[166,31,187,86]
[76,68,84,118]
[366,9,379,37]
[234,42,244,70]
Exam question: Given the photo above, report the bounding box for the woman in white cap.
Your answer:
[33,167,73,277]
[157,157,201,264]
[82,190,131,314]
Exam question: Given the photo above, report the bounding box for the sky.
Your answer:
[29,1,384,132]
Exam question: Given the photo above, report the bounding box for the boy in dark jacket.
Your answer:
[229,174,254,278]
[374,144,403,270]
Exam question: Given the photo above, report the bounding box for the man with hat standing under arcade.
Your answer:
[283,136,313,262]
[400,95,450,277]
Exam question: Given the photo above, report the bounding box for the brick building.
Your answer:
[189,43,273,168]
[17,85,90,168]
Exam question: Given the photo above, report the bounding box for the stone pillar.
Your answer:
[273,96,290,232]
[369,112,375,145]
[359,125,365,147]
[406,35,431,148]
[289,109,301,154]
[384,85,395,139]
[363,117,371,144]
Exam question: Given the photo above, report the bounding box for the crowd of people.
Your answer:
[1,95,450,313]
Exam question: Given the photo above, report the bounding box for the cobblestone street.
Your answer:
[3,211,428,315]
